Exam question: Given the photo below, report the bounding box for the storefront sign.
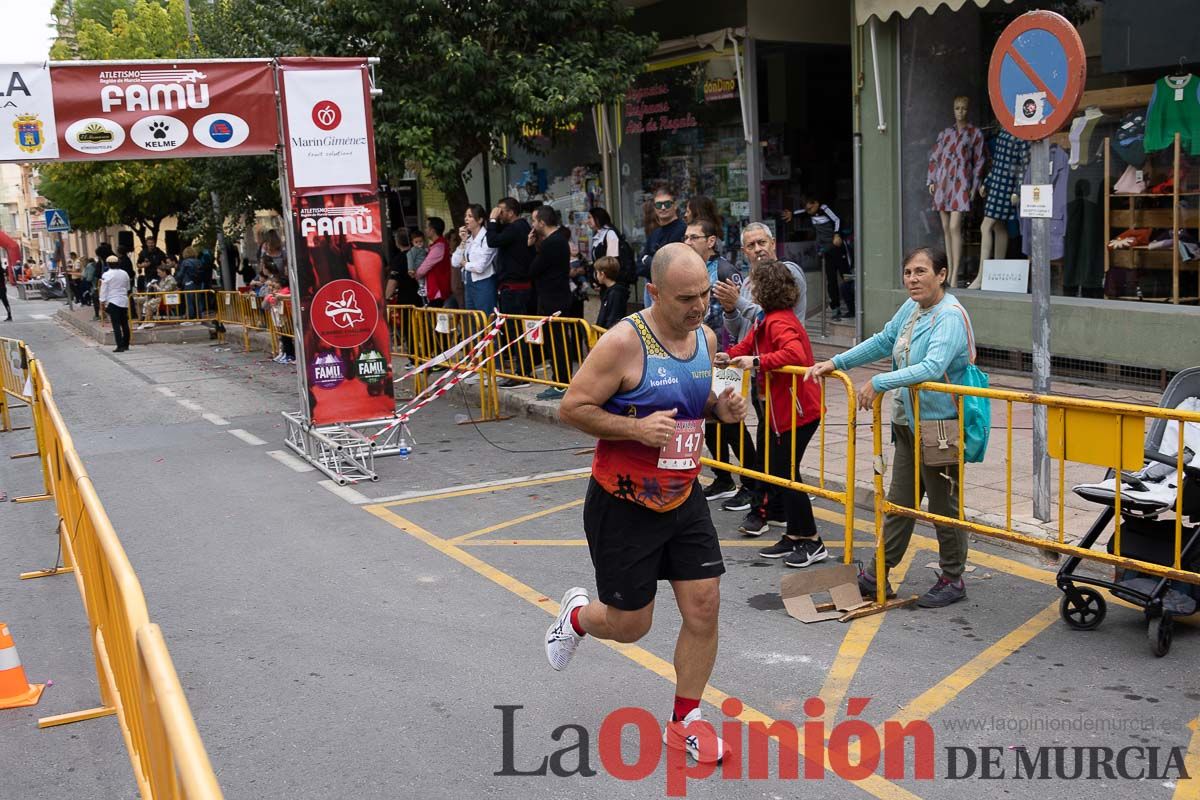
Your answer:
[279,58,376,192]
[0,64,59,160]
[291,192,394,425]
[1019,184,1053,218]
[49,61,276,161]
[979,259,1030,293]
[987,11,1086,141]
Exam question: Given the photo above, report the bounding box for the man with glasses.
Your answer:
[638,186,686,307]
[686,218,760,510]
[712,222,808,536]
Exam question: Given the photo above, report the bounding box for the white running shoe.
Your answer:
[545,587,589,671]
[664,707,731,764]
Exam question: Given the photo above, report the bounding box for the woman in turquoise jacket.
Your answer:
[808,247,974,609]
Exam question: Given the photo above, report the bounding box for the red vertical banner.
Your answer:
[291,192,394,424]
[278,58,392,424]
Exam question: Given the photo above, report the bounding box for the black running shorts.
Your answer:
[583,478,725,611]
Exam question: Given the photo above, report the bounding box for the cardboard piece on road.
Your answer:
[781,563,868,623]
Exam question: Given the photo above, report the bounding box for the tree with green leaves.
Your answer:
[197,0,657,223]
[41,0,199,251]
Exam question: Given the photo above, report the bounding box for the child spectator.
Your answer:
[264,274,294,363]
[593,256,628,329]
[716,260,825,568]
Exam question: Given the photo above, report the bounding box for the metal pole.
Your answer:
[212,191,231,290]
[272,64,311,422]
[742,37,762,225]
[183,0,194,45]
[1030,137,1051,522]
[852,132,864,342]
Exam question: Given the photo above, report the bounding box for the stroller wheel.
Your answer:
[1060,587,1106,630]
[1147,614,1173,657]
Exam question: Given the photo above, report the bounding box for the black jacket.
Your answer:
[595,283,629,329]
[485,217,534,284]
[530,227,572,314]
[638,217,686,279]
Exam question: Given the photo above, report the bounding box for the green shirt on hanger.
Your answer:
[1145,74,1200,156]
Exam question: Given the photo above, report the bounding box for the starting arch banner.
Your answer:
[1,56,392,427]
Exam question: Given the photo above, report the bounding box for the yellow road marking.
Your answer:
[382,472,588,507]
[449,499,585,543]
[890,600,1060,726]
[817,549,917,727]
[364,502,921,800]
[1175,716,1200,800]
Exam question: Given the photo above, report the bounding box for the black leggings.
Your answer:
[759,419,819,538]
[0,280,9,317]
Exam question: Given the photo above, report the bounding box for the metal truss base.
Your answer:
[282,412,409,485]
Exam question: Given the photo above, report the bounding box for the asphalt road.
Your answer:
[1,293,1197,800]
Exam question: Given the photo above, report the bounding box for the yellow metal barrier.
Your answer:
[702,366,862,563]
[406,306,500,420]
[215,291,271,352]
[1,336,32,433]
[131,290,218,330]
[872,382,1200,587]
[266,296,294,355]
[3,338,224,798]
[492,313,598,389]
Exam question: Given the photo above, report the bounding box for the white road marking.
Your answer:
[30,314,51,320]
[318,480,370,504]
[227,429,267,446]
[176,398,204,412]
[202,413,230,426]
[367,467,592,504]
[266,450,315,473]
[154,386,177,397]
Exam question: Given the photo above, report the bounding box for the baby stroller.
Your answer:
[1057,366,1200,657]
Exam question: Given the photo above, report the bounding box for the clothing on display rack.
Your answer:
[1112,110,1147,168]
[1145,73,1200,155]
[1113,164,1148,194]
[1020,143,1069,261]
[982,129,1029,221]
[1064,115,1118,295]
[1069,107,1105,168]
[928,123,987,212]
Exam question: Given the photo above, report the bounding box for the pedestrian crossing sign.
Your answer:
[44,209,70,232]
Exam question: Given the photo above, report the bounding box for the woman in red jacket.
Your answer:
[715,261,825,568]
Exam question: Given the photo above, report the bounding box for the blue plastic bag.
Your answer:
[959,362,990,463]
[949,305,990,463]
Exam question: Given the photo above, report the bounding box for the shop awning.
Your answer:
[650,28,743,61]
[855,0,1012,26]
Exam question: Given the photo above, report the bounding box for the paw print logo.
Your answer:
[149,120,170,139]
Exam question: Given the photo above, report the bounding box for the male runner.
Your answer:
[548,242,747,764]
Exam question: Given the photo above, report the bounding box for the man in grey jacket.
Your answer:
[710,221,807,535]
[713,222,806,344]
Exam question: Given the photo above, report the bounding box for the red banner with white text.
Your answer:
[290,193,394,425]
[49,60,277,161]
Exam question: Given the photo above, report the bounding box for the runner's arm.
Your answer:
[703,326,747,424]
[560,326,673,447]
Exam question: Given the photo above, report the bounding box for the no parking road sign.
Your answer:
[987,11,1086,141]
[44,209,70,232]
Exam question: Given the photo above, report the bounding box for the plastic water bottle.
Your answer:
[398,438,411,461]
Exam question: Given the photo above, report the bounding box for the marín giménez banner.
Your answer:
[47,61,277,161]
[278,58,378,194]
[291,192,394,425]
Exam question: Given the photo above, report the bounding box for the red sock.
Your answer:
[569,606,586,637]
[673,695,700,722]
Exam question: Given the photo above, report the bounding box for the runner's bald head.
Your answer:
[650,242,707,290]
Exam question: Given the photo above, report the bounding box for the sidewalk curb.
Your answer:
[478,384,1078,570]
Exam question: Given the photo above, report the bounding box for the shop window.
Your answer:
[898,1,1200,305]
[618,56,748,261]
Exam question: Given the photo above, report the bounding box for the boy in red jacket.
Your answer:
[715,261,826,567]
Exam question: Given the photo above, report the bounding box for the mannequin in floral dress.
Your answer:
[927,96,986,287]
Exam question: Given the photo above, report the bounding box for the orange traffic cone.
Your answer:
[0,622,45,709]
